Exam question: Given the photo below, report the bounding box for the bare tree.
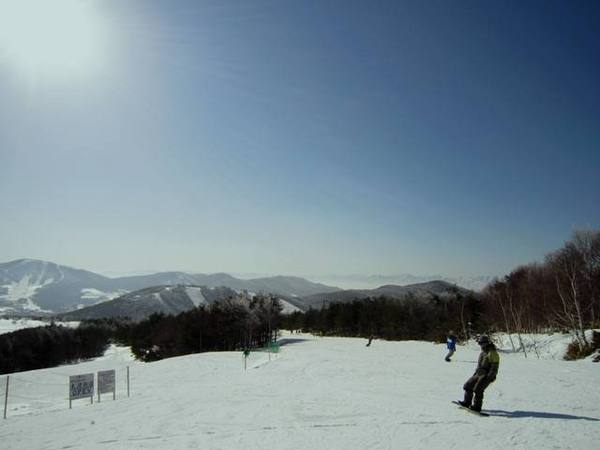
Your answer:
[481,229,600,358]
[485,280,517,352]
[505,269,530,358]
[572,229,600,327]
[547,243,589,351]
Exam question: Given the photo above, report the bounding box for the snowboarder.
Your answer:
[458,335,499,412]
[366,335,374,347]
[445,331,457,362]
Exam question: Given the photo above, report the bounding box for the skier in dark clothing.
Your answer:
[445,331,457,362]
[458,335,500,412]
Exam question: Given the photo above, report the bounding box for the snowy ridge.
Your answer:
[60,285,240,321]
[0,259,341,314]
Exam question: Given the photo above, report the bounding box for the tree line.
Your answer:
[120,294,282,361]
[280,292,483,343]
[0,295,282,374]
[0,322,111,374]
[481,229,600,358]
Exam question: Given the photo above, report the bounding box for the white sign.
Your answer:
[97,370,115,395]
[69,373,94,400]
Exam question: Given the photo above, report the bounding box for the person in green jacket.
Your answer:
[458,335,500,412]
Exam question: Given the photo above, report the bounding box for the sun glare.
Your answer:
[0,0,104,78]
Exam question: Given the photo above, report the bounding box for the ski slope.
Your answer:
[0,333,598,449]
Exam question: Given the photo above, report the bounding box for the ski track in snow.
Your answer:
[55,263,65,283]
[0,334,598,449]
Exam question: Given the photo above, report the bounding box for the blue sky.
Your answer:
[1,0,599,279]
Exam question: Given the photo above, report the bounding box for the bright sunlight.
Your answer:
[0,0,105,78]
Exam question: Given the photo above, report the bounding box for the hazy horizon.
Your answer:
[1,256,496,292]
[1,256,494,281]
[2,1,599,279]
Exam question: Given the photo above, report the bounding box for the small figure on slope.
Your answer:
[366,334,374,347]
[445,330,457,362]
[458,335,500,412]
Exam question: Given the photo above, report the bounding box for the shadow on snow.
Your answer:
[277,338,311,346]
[487,410,600,421]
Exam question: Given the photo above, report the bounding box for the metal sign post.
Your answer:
[3,376,8,419]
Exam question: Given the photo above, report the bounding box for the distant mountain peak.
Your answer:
[0,259,340,316]
[300,280,475,310]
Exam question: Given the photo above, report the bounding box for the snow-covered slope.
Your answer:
[0,318,79,335]
[60,285,239,321]
[279,298,302,314]
[1,333,598,449]
[0,259,123,314]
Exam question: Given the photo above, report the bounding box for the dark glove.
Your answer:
[487,376,496,383]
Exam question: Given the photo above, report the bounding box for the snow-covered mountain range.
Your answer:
[0,259,123,314]
[59,285,237,321]
[0,259,338,316]
[1,259,486,318]
[59,284,303,321]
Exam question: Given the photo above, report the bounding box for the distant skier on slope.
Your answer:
[366,334,374,347]
[458,335,499,412]
[445,331,457,362]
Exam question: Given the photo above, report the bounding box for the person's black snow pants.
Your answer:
[463,375,492,411]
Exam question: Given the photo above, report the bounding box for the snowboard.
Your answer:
[452,401,489,417]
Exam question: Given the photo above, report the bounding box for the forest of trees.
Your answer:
[280,292,483,343]
[0,294,282,374]
[0,322,112,374]
[121,294,282,360]
[482,229,600,358]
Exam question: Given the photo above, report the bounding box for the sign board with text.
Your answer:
[69,373,94,407]
[97,370,116,400]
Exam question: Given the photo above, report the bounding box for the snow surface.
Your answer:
[80,289,125,303]
[184,287,207,307]
[0,333,598,449]
[0,274,55,312]
[0,318,79,335]
[279,299,301,314]
[491,332,599,361]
